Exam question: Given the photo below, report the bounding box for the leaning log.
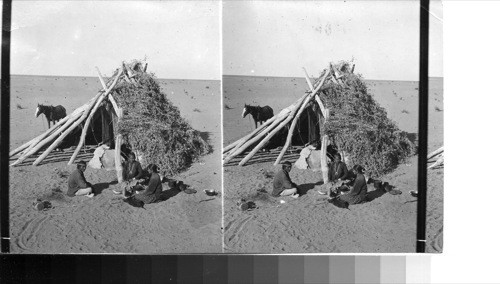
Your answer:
[115,108,124,184]
[238,110,299,166]
[224,114,287,164]
[224,92,309,164]
[274,69,330,165]
[428,154,444,169]
[10,106,88,166]
[68,68,123,165]
[320,109,330,183]
[427,146,444,160]
[303,67,326,117]
[223,113,280,154]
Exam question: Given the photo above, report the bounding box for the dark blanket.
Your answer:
[134,172,162,204]
[339,173,367,205]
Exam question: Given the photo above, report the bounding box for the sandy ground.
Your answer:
[223,76,443,253]
[9,75,222,253]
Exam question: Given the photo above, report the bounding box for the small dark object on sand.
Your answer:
[204,189,218,196]
[383,182,402,195]
[328,197,349,209]
[33,199,53,211]
[179,183,197,194]
[388,189,402,195]
[257,187,267,193]
[237,199,257,211]
[124,196,145,209]
[374,180,402,195]
[240,201,256,211]
[239,202,249,211]
[409,190,418,198]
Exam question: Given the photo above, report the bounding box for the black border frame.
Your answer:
[1,0,12,253]
[417,0,430,253]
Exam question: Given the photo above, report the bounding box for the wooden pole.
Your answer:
[223,113,280,154]
[224,93,308,164]
[9,108,80,158]
[115,108,124,184]
[427,146,444,160]
[32,106,95,166]
[223,94,307,156]
[108,94,119,115]
[224,114,287,164]
[303,68,327,118]
[95,68,120,115]
[274,70,330,165]
[321,109,330,184]
[238,111,298,166]
[68,69,123,165]
[122,62,135,84]
[32,69,122,166]
[10,106,89,166]
[329,63,343,86]
[428,154,443,169]
[9,125,59,157]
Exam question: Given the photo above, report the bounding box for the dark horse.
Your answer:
[242,104,274,129]
[35,104,67,128]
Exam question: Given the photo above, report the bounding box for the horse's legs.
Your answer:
[254,120,258,129]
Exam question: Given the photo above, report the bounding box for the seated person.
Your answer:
[124,153,146,181]
[331,165,367,205]
[318,153,351,195]
[272,161,299,198]
[67,160,94,198]
[328,153,349,182]
[113,153,146,195]
[133,164,163,204]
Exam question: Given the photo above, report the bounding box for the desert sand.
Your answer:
[9,75,222,253]
[223,76,443,253]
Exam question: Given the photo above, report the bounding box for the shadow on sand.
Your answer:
[297,181,324,195]
[158,189,182,202]
[93,180,119,195]
[366,188,387,202]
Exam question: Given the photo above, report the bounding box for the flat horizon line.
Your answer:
[10,74,219,81]
[223,74,443,82]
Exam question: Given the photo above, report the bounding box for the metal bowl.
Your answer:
[204,189,218,196]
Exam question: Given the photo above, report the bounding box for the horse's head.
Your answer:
[35,104,42,118]
[242,104,249,118]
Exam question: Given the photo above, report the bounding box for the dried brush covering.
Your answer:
[114,72,210,176]
[320,61,415,177]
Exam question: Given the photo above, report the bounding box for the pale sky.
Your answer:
[223,1,443,81]
[10,1,220,80]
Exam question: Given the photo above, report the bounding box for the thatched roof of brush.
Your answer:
[224,60,416,180]
[10,60,209,179]
[320,61,415,177]
[113,69,210,176]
